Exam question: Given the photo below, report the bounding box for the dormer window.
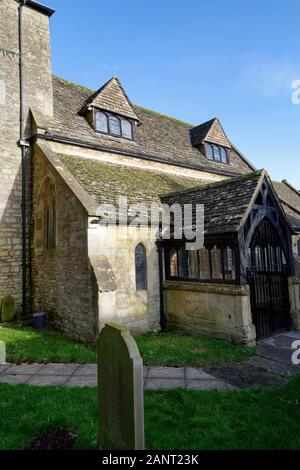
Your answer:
[205,143,229,164]
[94,109,133,140]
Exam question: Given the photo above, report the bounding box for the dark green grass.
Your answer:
[1,376,300,450]
[135,331,255,366]
[0,324,96,363]
[0,325,254,366]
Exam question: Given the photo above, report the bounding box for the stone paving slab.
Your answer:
[65,375,97,388]
[0,374,31,385]
[27,375,68,386]
[73,364,97,376]
[204,362,288,389]
[37,363,80,376]
[257,344,295,365]
[266,335,297,349]
[0,364,11,374]
[245,356,297,377]
[6,363,43,375]
[186,379,231,390]
[145,378,185,390]
[185,368,217,380]
[147,367,185,379]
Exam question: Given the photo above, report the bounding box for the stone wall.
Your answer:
[289,277,300,330]
[88,223,160,334]
[32,146,98,343]
[164,280,256,344]
[0,0,53,314]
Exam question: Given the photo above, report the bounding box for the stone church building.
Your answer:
[1,0,300,344]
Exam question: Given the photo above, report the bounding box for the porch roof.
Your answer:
[161,170,266,235]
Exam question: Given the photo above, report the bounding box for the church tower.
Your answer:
[0,0,54,315]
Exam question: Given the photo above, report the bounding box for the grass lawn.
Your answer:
[135,331,254,366]
[0,324,254,366]
[1,376,300,450]
[0,324,96,364]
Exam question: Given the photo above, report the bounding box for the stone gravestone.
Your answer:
[97,322,144,450]
[0,295,15,323]
[0,341,6,365]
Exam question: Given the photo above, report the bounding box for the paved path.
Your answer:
[0,331,299,390]
[0,362,234,390]
[204,331,300,389]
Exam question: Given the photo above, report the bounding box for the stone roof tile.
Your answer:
[48,76,255,176]
[161,170,264,235]
[59,154,207,208]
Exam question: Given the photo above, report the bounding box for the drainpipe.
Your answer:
[18,0,29,317]
[156,241,166,331]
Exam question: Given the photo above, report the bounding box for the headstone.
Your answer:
[0,295,15,322]
[0,341,6,364]
[97,322,144,450]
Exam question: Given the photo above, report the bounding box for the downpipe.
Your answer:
[19,0,29,317]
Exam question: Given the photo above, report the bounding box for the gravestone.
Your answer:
[0,341,6,364]
[97,322,144,450]
[0,295,15,322]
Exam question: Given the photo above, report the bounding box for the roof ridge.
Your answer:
[52,75,194,127]
[53,75,94,93]
[282,179,300,197]
[161,169,265,200]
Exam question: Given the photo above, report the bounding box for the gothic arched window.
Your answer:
[135,243,147,290]
[45,184,56,249]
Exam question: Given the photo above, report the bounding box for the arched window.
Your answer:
[169,248,178,277]
[121,118,133,139]
[205,143,214,160]
[213,145,221,161]
[220,147,228,163]
[95,110,108,133]
[45,184,56,249]
[135,244,147,290]
[108,115,121,135]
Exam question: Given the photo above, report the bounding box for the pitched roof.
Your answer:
[161,170,266,235]
[59,154,208,208]
[78,76,140,122]
[47,76,255,177]
[190,118,231,148]
[272,180,300,231]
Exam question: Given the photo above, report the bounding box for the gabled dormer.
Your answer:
[78,77,140,140]
[190,118,232,164]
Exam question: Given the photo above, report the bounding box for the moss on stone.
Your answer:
[59,155,204,207]
[1,295,15,323]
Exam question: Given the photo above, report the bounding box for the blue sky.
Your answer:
[47,0,300,188]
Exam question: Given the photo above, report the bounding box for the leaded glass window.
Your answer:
[205,143,229,164]
[121,119,132,139]
[205,143,214,160]
[95,111,108,133]
[135,243,147,290]
[45,184,56,249]
[108,115,121,135]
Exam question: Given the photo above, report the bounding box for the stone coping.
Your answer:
[164,280,250,295]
